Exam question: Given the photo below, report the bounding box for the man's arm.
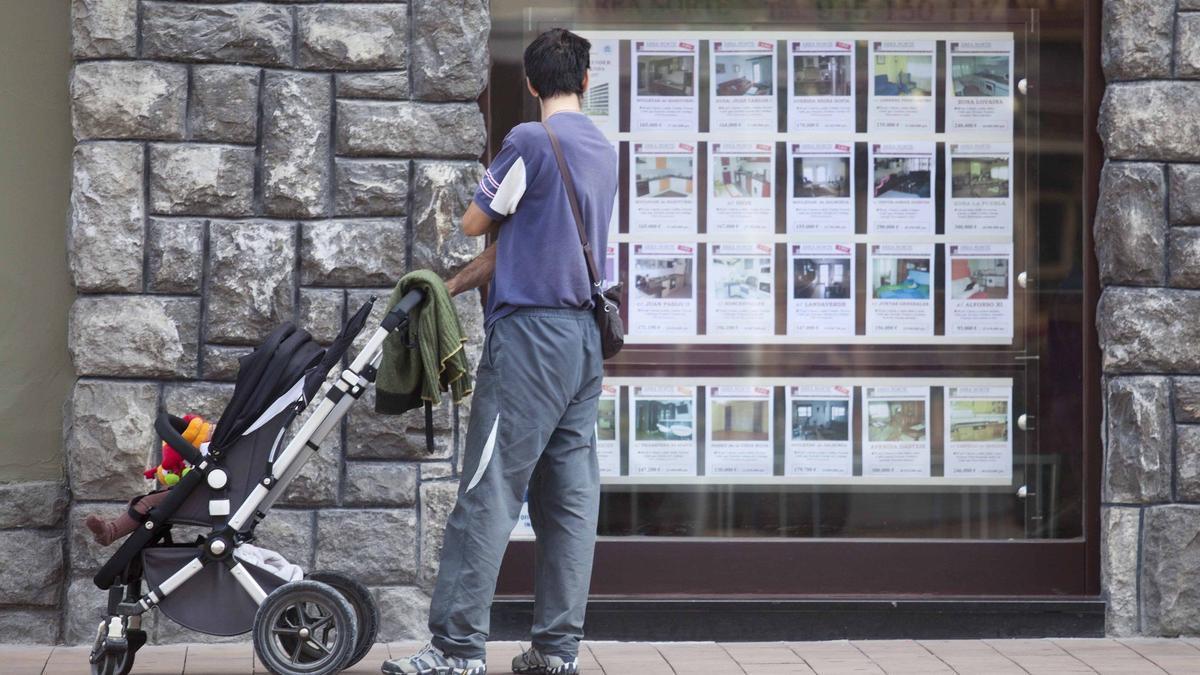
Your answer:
[446,242,497,296]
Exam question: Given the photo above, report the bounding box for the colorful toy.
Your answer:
[144,414,212,486]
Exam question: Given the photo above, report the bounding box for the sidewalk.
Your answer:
[8,638,1200,674]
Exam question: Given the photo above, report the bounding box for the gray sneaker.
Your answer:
[512,647,580,674]
[382,642,486,675]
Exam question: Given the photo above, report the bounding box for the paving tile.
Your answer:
[722,641,807,664]
[1054,638,1167,674]
[742,664,817,674]
[1119,638,1200,674]
[4,646,54,675]
[344,643,393,674]
[129,644,188,674]
[183,643,255,675]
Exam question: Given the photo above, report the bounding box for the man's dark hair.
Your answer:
[523,28,591,99]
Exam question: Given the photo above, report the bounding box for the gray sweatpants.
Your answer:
[429,307,603,661]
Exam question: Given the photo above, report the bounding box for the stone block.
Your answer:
[253,509,315,571]
[190,65,259,144]
[1104,376,1172,503]
[454,289,485,372]
[419,481,457,589]
[278,401,341,508]
[202,344,253,381]
[411,0,489,101]
[1101,506,1141,635]
[70,296,200,378]
[1097,287,1200,373]
[411,161,485,277]
[299,288,344,345]
[1178,14,1200,79]
[315,509,417,585]
[337,72,409,100]
[421,462,454,480]
[335,159,410,217]
[346,288,393,358]
[146,218,204,294]
[162,382,234,423]
[65,576,111,645]
[298,4,408,71]
[1169,164,1200,225]
[1169,228,1200,288]
[72,61,187,140]
[0,609,61,644]
[1186,0,1200,8]
[1100,82,1200,161]
[0,531,63,606]
[0,481,69,530]
[142,2,292,67]
[300,219,406,287]
[1142,505,1200,634]
[67,502,130,574]
[372,586,431,641]
[263,71,332,219]
[1101,0,1174,80]
[1094,162,1166,286]
[337,101,486,159]
[344,462,418,507]
[1176,377,1200,423]
[346,389,453,460]
[72,0,137,58]
[65,380,158,501]
[1178,425,1200,502]
[207,221,297,345]
[69,141,144,292]
[149,143,255,217]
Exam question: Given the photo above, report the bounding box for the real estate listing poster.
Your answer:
[707,243,775,338]
[629,385,698,476]
[603,243,620,291]
[946,40,1014,136]
[946,142,1013,236]
[862,385,932,477]
[867,243,935,337]
[869,142,936,234]
[787,40,856,134]
[786,142,855,235]
[787,243,856,337]
[785,385,854,476]
[868,40,937,133]
[632,39,700,132]
[629,243,698,336]
[581,39,621,135]
[708,142,776,234]
[944,385,1013,479]
[630,142,698,234]
[945,243,1013,339]
[706,386,775,476]
[596,384,621,477]
[710,40,777,132]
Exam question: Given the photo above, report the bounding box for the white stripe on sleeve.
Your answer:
[489,157,526,217]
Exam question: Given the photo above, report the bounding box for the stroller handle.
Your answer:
[381,288,425,332]
[154,411,204,466]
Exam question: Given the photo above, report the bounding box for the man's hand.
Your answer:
[446,243,497,296]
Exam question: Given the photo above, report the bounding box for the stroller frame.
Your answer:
[90,289,425,675]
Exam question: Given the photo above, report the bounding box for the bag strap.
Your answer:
[542,121,602,291]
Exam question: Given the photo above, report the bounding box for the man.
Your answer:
[383,28,617,675]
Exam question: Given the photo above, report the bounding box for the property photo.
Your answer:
[582,81,611,116]
[949,398,1009,443]
[866,399,928,442]
[711,400,771,441]
[793,156,851,198]
[793,258,851,299]
[793,54,852,96]
[637,55,695,96]
[950,255,1010,300]
[791,399,850,441]
[874,155,932,198]
[636,155,694,198]
[951,156,1010,198]
[597,398,617,441]
[713,155,772,198]
[951,55,1010,97]
[635,257,694,299]
[634,398,694,441]
[712,256,772,300]
[873,53,934,96]
[872,257,931,300]
[715,54,774,96]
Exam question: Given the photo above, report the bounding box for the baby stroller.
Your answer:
[88,290,426,675]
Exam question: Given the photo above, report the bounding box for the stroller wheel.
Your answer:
[89,621,134,675]
[306,570,380,669]
[253,580,358,675]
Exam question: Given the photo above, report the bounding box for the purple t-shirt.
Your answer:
[472,112,618,328]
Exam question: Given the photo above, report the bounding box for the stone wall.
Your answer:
[1098,0,1200,636]
[0,0,488,645]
